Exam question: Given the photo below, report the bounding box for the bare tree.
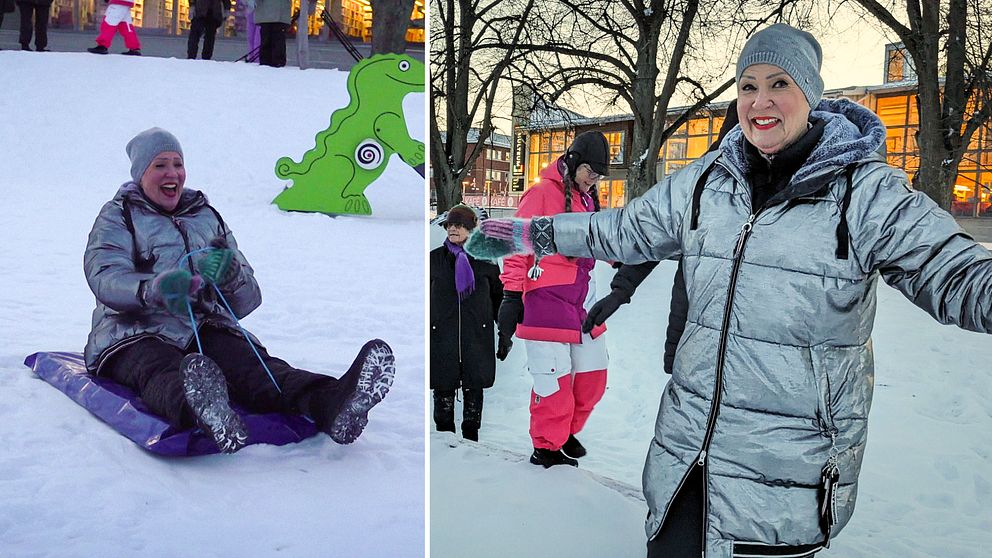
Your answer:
[370,0,416,54]
[851,0,992,209]
[499,0,805,197]
[430,0,536,212]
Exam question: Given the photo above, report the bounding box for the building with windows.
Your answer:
[43,0,424,45]
[431,129,513,210]
[510,44,992,215]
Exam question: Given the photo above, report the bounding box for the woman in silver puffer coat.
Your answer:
[470,24,992,558]
[84,127,395,454]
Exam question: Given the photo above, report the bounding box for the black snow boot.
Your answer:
[181,353,248,453]
[529,448,578,468]
[462,388,483,442]
[433,390,456,433]
[327,339,396,444]
[87,45,108,54]
[561,434,587,459]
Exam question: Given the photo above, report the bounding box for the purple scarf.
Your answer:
[444,239,476,301]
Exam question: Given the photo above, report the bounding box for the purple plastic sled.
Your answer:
[24,351,318,456]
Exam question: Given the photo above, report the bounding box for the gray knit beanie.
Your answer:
[735,23,824,108]
[126,127,184,183]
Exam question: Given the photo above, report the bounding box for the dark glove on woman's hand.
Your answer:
[496,335,513,361]
[497,291,524,340]
[581,288,632,333]
[197,237,241,286]
[142,269,203,315]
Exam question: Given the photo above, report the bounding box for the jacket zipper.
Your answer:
[650,211,759,548]
[699,213,757,552]
[701,213,756,453]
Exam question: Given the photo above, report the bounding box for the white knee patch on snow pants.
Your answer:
[524,333,609,397]
[103,4,134,26]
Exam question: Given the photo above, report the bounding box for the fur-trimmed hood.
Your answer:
[720,98,887,185]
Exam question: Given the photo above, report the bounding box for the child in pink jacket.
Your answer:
[498,131,612,468]
[87,0,142,55]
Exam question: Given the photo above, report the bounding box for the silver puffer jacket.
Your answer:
[554,99,992,556]
[84,183,261,373]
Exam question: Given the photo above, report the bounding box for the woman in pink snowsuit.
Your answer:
[87,0,141,55]
[498,131,612,468]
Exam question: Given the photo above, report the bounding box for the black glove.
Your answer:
[497,291,524,339]
[496,334,512,361]
[581,288,631,333]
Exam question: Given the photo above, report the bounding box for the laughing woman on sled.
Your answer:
[470,23,992,558]
[84,127,395,454]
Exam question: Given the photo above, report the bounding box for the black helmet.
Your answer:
[564,131,610,178]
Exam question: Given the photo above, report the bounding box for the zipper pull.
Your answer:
[697,450,707,466]
[733,215,756,257]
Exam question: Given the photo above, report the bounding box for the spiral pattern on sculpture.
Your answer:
[355,140,384,170]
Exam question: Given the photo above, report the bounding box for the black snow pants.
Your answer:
[103,325,350,430]
[646,466,705,558]
[258,22,287,67]
[187,16,221,59]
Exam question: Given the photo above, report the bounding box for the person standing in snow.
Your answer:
[86,0,142,55]
[187,0,231,60]
[497,131,611,468]
[84,127,395,453]
[244,0,261,63]
[429,205,503,441]
[470,23,992,557]
[581,99,740,377]
[15,0,52,51]
[252,0,290,67]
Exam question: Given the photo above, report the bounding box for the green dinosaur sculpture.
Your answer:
[273,53,425,216]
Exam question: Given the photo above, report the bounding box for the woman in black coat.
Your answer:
[430,205,503,441]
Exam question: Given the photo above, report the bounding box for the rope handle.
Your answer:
[178,248,282,394]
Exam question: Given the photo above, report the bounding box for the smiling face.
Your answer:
[573,163,603,193]
[445,222,470,245]
[139,152,186,212]
[736,64,811,155]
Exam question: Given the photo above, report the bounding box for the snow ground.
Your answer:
[0,51,425,557]
[429,227,992,557]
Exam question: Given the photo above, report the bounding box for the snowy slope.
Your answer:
[0,52,425,557]
[430,255,992,557]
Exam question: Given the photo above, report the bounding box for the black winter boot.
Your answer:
[562,434,587,458]
[181,353,248,453]
[529,448,578,468]
[433,390,456,433]
[462,388,483,441]
[326,339,396,444]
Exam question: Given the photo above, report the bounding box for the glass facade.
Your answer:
[599,179,626,208]
[45,0,424,42]
[523,129,627,208]
[527,130,572,185]
[658,113,722,178]
[605,131,625,165]
[873,93,992,217]
[885,43,917,84]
